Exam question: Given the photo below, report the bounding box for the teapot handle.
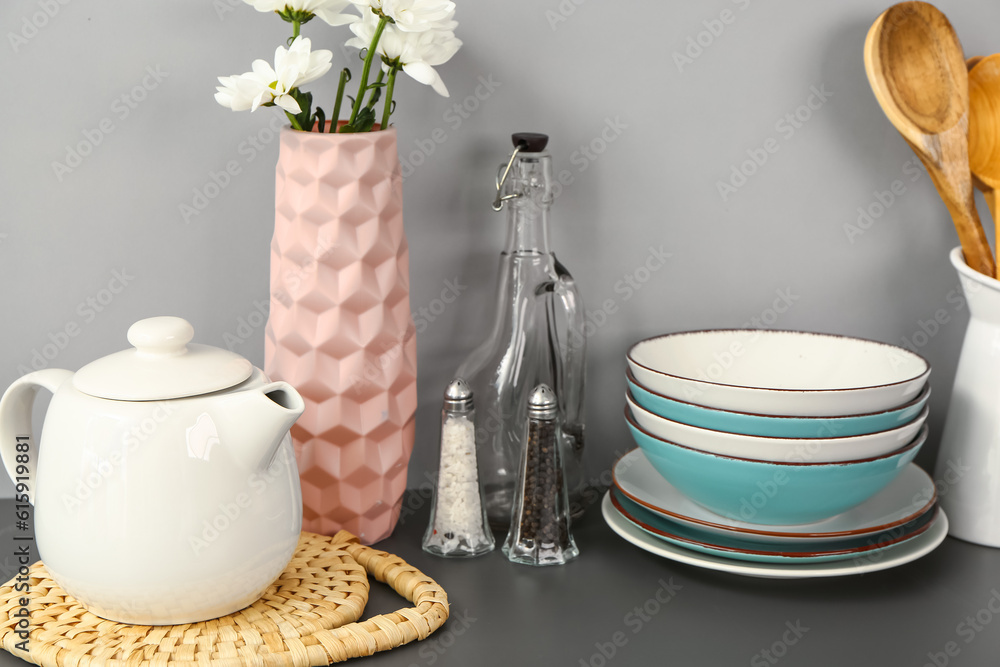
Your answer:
[0,369,73,504]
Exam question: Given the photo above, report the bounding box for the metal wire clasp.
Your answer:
[492,142,526,212]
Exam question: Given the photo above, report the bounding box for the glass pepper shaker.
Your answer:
[422,378,495,558]
[503,383,579,566]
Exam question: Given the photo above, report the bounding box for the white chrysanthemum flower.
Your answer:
[243,0,359,26]
[348,10,460,96]
[361,0,456,33]
[215,36,333,114]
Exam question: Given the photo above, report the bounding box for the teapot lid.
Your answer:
[73,316,253,401]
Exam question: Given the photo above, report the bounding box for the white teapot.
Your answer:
[0,316,305,625]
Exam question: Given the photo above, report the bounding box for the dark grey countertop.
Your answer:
[1,491,999,666]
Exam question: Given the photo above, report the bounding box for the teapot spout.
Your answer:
[220,381,305,470]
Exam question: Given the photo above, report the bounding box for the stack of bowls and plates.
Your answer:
[604,329,948,578]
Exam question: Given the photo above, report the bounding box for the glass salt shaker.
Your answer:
[422,378,495,558]
[503,383,579,566]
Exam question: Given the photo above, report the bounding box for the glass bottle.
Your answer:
[503,384,579,566]
[457,132,587,531]
[422,378,494,557]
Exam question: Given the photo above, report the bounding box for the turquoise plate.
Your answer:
[609,488,937,564]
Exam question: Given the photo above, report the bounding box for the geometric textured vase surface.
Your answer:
[265,123,417,545]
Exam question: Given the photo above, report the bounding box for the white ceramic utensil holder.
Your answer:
[937,247,1000,548]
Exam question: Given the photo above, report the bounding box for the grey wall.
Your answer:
[1,0,997,498]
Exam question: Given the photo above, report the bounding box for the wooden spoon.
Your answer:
[864,2,995,277]
[967,54,1000,265]
[966,55,991,215]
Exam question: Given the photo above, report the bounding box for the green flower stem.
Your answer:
[331,68,351,129]
[381,66,398,129]
[285,110,304,131]
[346,16,388,129]
[292,19,300,39]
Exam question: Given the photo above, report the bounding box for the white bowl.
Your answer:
[627,330,930,417]
[627,392,928,463]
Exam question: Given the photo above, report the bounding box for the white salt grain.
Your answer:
[426,414,491,553]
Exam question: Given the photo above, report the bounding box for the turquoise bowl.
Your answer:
[627,370,930,438]
[625,408,926,525]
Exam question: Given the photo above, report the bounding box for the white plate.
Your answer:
[602,492,948,579]
[613,449,936,545]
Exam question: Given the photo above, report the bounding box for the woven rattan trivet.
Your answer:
[0,531,449,666]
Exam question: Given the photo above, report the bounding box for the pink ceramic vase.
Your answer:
[265,122,417,544]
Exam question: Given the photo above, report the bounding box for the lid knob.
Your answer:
[127,316,195,358]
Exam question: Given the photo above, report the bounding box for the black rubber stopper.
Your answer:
[512,132,548,152]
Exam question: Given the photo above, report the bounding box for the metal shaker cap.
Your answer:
[444,378,474,412]
[527,383,557,419]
